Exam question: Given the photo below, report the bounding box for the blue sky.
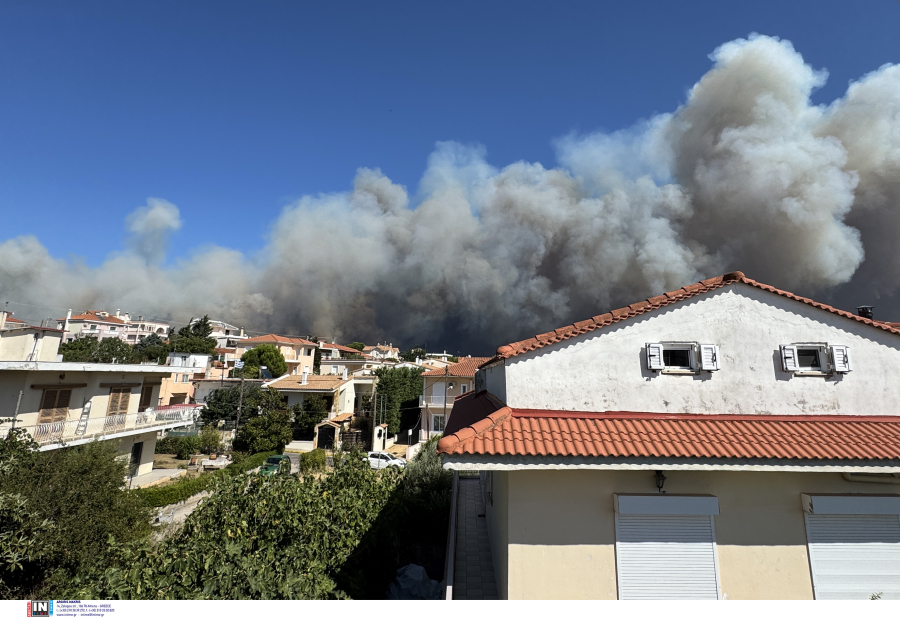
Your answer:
[1,1,899,266]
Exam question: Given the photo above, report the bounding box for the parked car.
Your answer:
[366,451,406,470]
[259,454,291,476]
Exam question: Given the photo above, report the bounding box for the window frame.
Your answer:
[781,343,834,376]
[647,342,700,374]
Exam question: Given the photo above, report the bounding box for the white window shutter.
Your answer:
[699,344,720,371]
[781,345,799,372]
[831,345,852,373]
[646,343,664,371]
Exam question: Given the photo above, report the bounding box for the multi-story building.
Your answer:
[157,352,210,405]
[438,271,900,600]
[362,343,400,361]
[419,357,491,439]
[122,315,170,343]
[0,317,196,480]
[56,309,170,344]
[235,334,317,377]
[193,318,246,348]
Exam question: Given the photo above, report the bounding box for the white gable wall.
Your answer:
[499,284,900,416]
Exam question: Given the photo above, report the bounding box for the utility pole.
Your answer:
[442,365,449,437]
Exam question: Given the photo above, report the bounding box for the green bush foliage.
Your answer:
[175,436,201,460]
[199,425,222,454]
[135,452,275,508]
[233,408,292,454]
[299,449,326,474]
[0,430,151,598]
[372,366,425,433]
[68,451,402,599]
[154,436,180,454]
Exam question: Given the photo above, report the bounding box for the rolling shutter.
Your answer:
[780,345,799,372]
[646,343,664,371]
[699,344,720,371]
[805,514,900,599]
[830,345,852,373]
[615,514,720,599]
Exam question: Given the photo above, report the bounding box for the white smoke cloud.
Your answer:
[3,34,900,351]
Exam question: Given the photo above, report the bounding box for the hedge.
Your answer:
[300,449,326,474]
[136,451,275,508]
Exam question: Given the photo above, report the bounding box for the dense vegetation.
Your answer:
[372,366,425,434]
[237,343,287,378]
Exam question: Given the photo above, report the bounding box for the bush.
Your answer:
[154,436,180,454]
[300,449,326,474]
[175,436,201,460]
[233,408,292,454]
[199,425,222,455]
[135,451,275,508]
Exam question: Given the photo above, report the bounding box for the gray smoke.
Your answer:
[3,34,900,352]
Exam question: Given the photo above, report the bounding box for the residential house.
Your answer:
[438,271,900,600]
[0,322,196,481]
[319,342,369,375]
[158,352,209,405]
[121,315,171,343]
[419,357,491,440]
[194,318,246,348]
[263,372,355,418]
[57,310,128,342]
[235,334,316,377]
[362,343,400,361]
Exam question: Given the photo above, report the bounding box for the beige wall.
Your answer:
[493,468,900,600]
[159,374,194,405]
[484,470,510,599]
[117,431,158,477]
[0,330,63,362]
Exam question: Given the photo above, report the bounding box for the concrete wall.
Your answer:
[117,431,158,477]
[0,330,63,362]
[500,284,900,415]
[484,470,510,599]
[480,361,506,403]
[498,468,900,600]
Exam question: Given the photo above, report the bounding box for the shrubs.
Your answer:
[135,451,275,508]
[155,434,202,460]
[300,449,326,474]
[199,425,222,454]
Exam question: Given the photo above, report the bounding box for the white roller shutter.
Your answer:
[805,513,900,600]
[699,344,720,371]
[615,514,720,599]
[646,343,664,371]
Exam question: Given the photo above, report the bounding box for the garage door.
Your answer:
[614,495,720,600]
[806,513,900,600]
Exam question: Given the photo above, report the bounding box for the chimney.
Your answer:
[857,306,875,320]
[240,327,244,337]
[301,368,308,385]
[64,308,72,334]
[0,311,6,330]
[115,309,120,318]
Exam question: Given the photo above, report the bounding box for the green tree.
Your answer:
[0,431,151,597]
[293,395,329,439]
[234,408,293,454]
[94,337,135,364]
[58,336,99,362]
[240,343,287,378]
[199,425,222,455]
[372,366,425,434]
[133,332,167,364]
[347,342,366,352]
[168,315,217,355]
[201,384,286,425]
[399,346,427,362]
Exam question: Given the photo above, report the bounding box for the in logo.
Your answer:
[27,601,53,617]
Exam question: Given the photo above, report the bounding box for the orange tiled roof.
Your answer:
[489,271,900,363]
[239,334,316,346]
[437,408,900,461]
[422,357,493,377]
[322,342,364,354]
[5,316,26,324]
[331,412,353,423]
[267,375,348,391]
[64,310,127,325]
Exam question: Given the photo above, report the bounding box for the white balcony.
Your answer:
[0,406,198,450]
[419,395,453,407]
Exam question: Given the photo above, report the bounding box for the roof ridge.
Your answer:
[509,409,900,423]
[487,271,900,364]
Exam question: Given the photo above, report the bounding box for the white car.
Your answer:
[366,451,407,469]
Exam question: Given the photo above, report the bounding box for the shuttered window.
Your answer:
[38,389,72,424]
[107,387,131,415]
[805,514,900,599]
[139,386,153,412]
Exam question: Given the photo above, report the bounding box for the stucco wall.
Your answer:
[480,362,506,403]
[500,468,899,600]
[484,470,509,599]
[118,431,158,477]
[501,285,900,415]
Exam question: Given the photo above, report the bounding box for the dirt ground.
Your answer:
[387,444,409,458]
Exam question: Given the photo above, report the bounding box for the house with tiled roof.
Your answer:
[362,343,400,360]
[235,334,317,377]
[56,310,128,342]
[418,357,492,440]
[438,271,900,601]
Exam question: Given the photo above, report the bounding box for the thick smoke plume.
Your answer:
[3,34,900,353]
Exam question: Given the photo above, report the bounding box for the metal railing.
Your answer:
[419,395,452,407]
[0,407,198,446]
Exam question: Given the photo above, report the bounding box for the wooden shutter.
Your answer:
[830,345,852,373]
[805,514,900,599]
[616,513,720,599]
[780,345,799,372]
[38,389,71,424]
[699,344,720,371]
[107,388,131,415]
[646,343,664,371]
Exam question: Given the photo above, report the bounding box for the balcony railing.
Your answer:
[419,395,451,407]
[0,407,198,446]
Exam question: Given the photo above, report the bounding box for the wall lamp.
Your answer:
[655,470,667,493]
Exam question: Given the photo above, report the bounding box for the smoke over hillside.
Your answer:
[3,35,900,353]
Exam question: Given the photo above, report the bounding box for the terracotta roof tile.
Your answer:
[331,412,353,423]
[438,408,900,462]
[421,357,494,378]
[239,334,316,346]
[65,311,127,325]
[322,342,364,354]
[265,375,349,391]
[486,272,900,364]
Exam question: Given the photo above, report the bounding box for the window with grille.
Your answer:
[38,389,72,424]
